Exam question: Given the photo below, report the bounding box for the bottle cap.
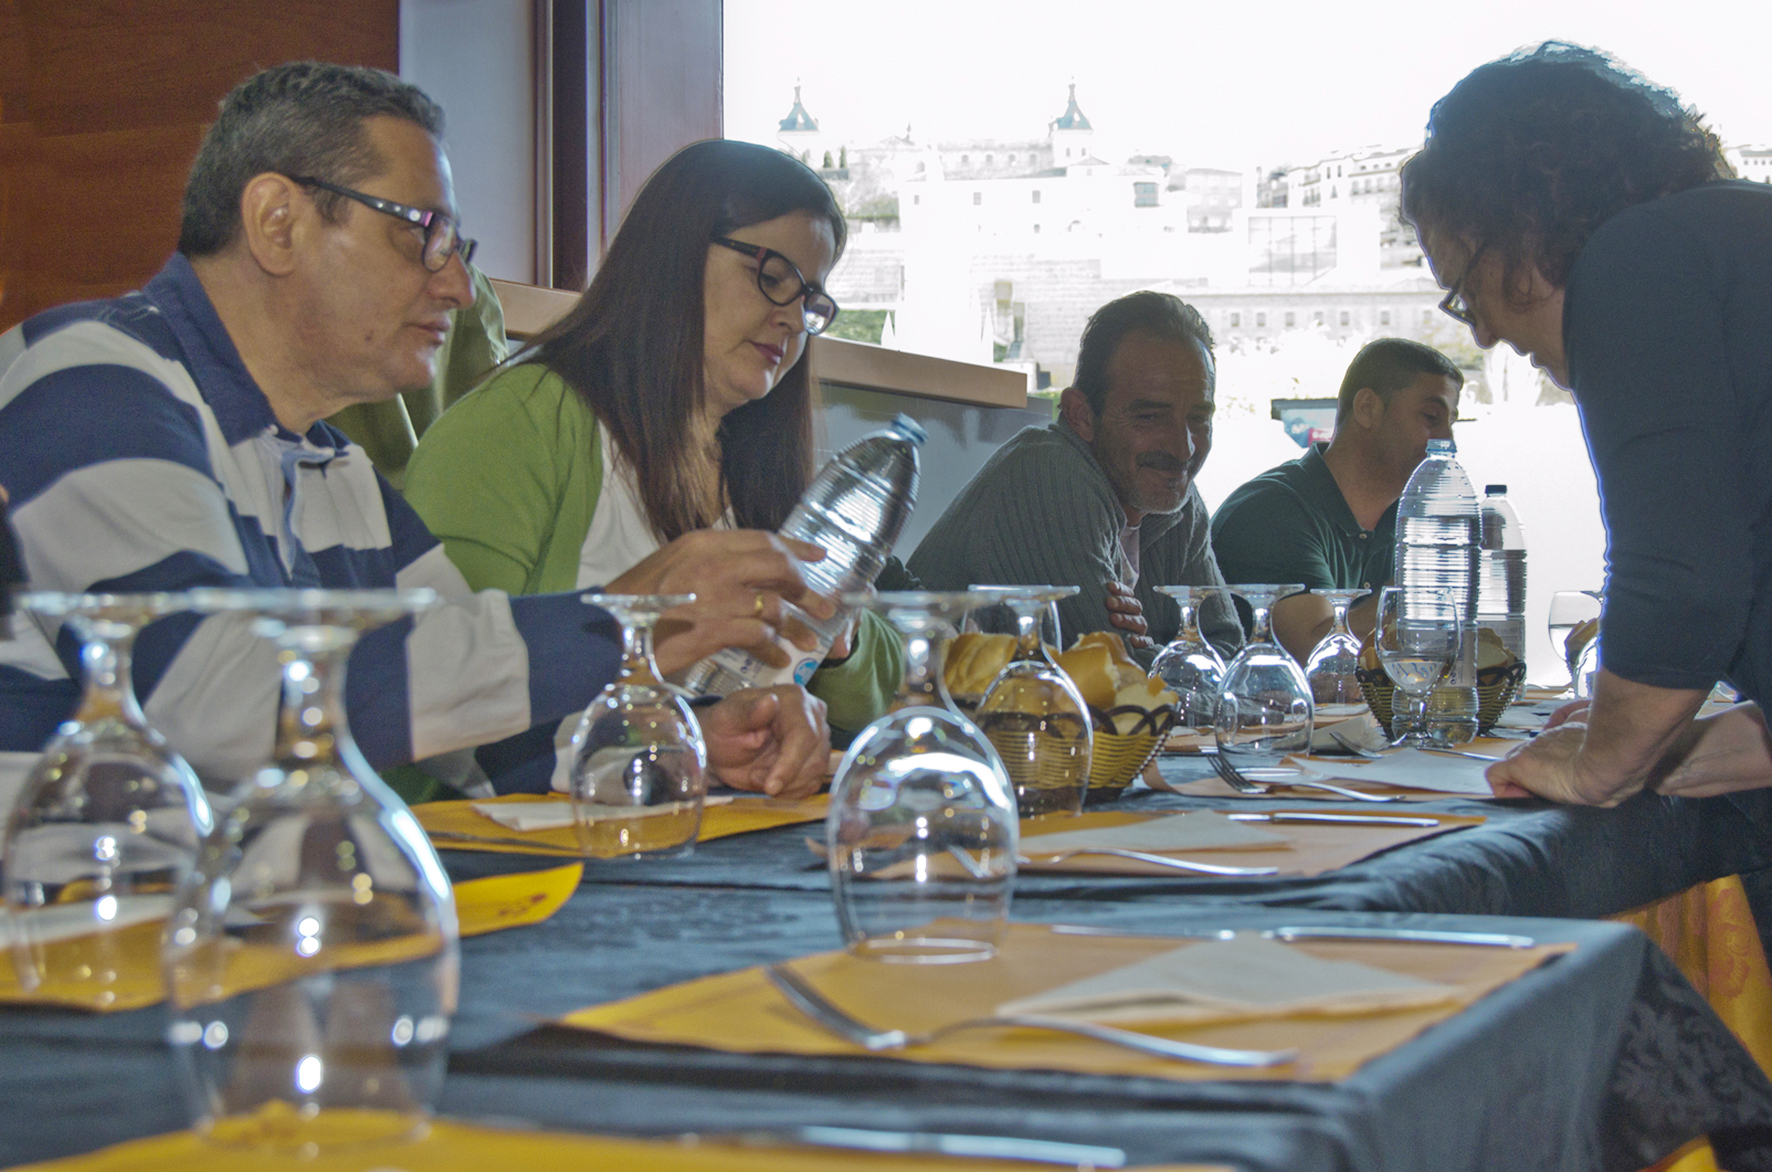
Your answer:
[1426,438,1455,455]
[889,413,928,446]
[1485,484,1507,495]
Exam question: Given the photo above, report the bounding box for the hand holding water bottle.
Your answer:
[605,529,840,677]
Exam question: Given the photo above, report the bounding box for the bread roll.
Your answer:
[1053,643,1117,710]
[944,632,1015,698]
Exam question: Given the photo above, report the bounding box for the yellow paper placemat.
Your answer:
[0,866,580,1010]
[418,793,830,856]
[6,1114,1229,1172]
[559,922,1570,1082]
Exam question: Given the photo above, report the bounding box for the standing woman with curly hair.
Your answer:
[1401,43,1772,806]
[405,140,900,782]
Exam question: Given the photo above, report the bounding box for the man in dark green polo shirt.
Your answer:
[1211,337,1463,662]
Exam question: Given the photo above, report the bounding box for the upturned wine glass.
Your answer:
[1152,586,1228,735]
[1304,589,1371,711]
[163,588,455,1153]
[1214,585,1313,775]
[3,592,214,1009]
[967,586,1092,817]
[1376,587,1461,747]
[827,591,1017,964]
[568,593,708,859]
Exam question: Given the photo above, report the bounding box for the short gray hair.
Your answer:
[179,61,445,257]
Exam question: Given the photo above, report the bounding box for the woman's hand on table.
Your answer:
[1104,581,1153,650]
[701,685,830,798]
[1652,702,1772,798]
[1487,668,1708,806]
[606,530,839,677]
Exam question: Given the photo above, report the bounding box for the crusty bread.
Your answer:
[944,632,1016,698]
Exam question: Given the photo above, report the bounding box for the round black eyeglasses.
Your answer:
[291,176,477,273]
[711,236,840,335]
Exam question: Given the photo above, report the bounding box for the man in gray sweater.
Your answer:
[908,292,1242,663]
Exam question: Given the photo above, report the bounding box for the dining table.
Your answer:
[5,752,1772,1171]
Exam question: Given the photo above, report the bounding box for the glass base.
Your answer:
[199,1101,429,1154]
[845,934,999,964]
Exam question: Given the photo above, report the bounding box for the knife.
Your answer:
[1228,812,1443,827]
[1050,923,1537,948]
[709,1125,1127,1167]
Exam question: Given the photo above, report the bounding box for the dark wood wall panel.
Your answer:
[0,0,399,333]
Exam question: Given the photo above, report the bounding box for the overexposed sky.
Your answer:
[726,0,1772,171]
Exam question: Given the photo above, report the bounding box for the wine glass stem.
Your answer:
[892,627,948,711]
[275,641,358,780]
[1250,603,1273,645]
[1179,602,1201,644]
[622,618,664,686]
[72,627,144,726]
[1012,604,1041,657]
[1331,600,1351,636]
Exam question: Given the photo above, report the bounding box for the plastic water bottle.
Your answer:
[1477,485,1528,667]
[686,414,925,693]
[1394,438,1480,743]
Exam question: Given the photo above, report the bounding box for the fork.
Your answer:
[1211,752,1400,803]
[762,963,1299,1068]
[1016,848,1278,876]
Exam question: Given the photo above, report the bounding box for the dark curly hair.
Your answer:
[1400,42,1732,298]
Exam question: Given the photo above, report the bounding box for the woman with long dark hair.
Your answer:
[405,140,899,757]
[1400,43,1772,805]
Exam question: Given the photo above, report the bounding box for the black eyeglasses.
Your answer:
[711,236,839,335]
[290,176,477,273]
[1438,247,1483,328]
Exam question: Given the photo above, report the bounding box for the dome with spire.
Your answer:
[779,84,818,133]
[1051,83,1091,132]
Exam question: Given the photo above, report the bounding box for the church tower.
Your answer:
[1049,82,1095,165]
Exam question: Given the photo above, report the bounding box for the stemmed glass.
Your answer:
[1305,589,1371,712]
[968,586,1092,817]
[1376,587,1461,747]
[568,593,708,859]
[3,593,214,1009]
[1547,589,1603,692]
[163,588,456,1153]
[827,592,1017,964]
[1214,585,1313,775]
[1152,586,1228,735]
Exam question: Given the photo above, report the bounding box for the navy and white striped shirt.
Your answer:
[0,254,618,784]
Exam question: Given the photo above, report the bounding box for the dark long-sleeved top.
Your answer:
[906,420,1243,662]
[1563,180,1772,706]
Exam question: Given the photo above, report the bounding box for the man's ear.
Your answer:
[1351,386,1385,430]
[1059,386,1097,442]
[238,172,304,278]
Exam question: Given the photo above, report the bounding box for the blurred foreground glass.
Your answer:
[4,593,213,1009]
[568,593,707,859]
[1214,585,1312,774]
[1305,589,1370,712]
[164,588,455,1153]
[968,586,1091,817]
[827,592,1016,963]
[1151,586,1227,733]
[1376,587,1460,747]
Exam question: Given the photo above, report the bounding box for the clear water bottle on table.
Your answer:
[1393,439,1481,744]
[1477,484,1528,669]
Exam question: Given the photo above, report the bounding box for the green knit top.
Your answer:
[404,363,901,733]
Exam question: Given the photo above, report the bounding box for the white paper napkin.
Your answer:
[472,795,733,833]
[998,933,1454,1023]
[1020,811,1287,855]
[1300,748,1500,795]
